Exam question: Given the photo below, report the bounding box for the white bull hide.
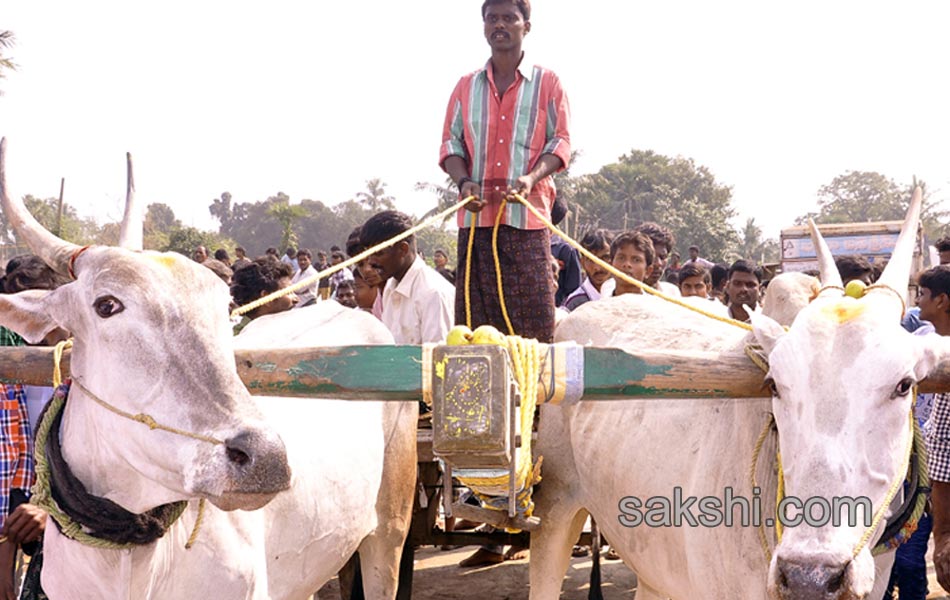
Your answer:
[0,140,415,599]
[530,265,933,599]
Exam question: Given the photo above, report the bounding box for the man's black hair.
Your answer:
[346,227,364,258]
[3,255,69,293]
[579,229,613,253]
[213,248,230,262]
[678,262,709,286]
[230,257,294,309]
[296,248,312,259]
[710,264,729,289]
[610,231,655,266]
[919,265,950,299]
[728,259,761,282]
[360,211,415,249]
[936,237,950,253]
[482,0,530,20]
[835,255,873,283]
[634,222,675,255]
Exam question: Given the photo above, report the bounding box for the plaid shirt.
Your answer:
[0,384,34,527]
[440,55,571,230]
[927,392,950,482]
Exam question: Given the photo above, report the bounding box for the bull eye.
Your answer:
[764,377,780,398]
[894,377,915,398]
[94,295,125,318]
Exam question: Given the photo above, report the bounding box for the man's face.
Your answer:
[581,245,612,290]
[680,275,708,298]
[434,252,447,268]
[354,278,378,310]
[483,2,530,51]
[331,254,343,266]
[297,253,311,271]
[917,287,946,323]
[257,277,298,316]
[939,250,950,266]
[318,253,328,266]
[236,249,246,259]
[358,258,384,286]
[726,271,760,309]
[612,243,652,295]
[193,246,207,262]
[646,243,668,286]
[689,248,699,261]
[370,243,406,281]
[337,286,358,309]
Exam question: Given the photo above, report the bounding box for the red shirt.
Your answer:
[440,55,571,230]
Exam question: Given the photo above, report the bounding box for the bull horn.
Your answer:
[0,138,80,276]
[808,218,843,293]
[117,151,142,250]
[873,186,923,307]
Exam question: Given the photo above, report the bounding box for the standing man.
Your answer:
[439,0,570,344]
[291,248,319,308]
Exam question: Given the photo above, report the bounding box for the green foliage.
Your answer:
[734,218,779,264]
[0,31,17,96]
[796,171,949,241]
[414,225,457,264]
[563,150,740,262]
[20,196,99,245]
[356,178,396,212]
[266,193,308,251]
[162,225,234,258]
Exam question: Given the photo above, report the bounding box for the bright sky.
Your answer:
[2,1,948,244]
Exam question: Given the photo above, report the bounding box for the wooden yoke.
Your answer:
[4,344,950,399]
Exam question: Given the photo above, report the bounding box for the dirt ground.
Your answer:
[313,544,950,600]
[315,545,638,600]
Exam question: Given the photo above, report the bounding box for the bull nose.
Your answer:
[775,555,850,599]
[224,429,291,493]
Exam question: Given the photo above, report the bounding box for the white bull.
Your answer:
[531,192,938,599]
[0,139,416,599]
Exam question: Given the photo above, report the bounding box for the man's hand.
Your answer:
[509,174,536,201]
[461,180,485,213]
[3,504,46,545]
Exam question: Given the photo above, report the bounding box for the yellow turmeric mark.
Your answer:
[147,254,179,270]
[820,299,867,324]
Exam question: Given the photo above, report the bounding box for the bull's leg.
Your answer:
[528,507,588,600]
[358,402,418,600]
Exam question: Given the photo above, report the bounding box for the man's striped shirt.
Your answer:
[440,55,571,230]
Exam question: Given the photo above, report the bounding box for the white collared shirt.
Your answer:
[382,256,455,344]
[291,265,318,308]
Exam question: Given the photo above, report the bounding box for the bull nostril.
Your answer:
[226,446,250,466]
[826,564,847,593]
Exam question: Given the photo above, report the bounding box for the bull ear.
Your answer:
[750,310,786,356]
[0,290,61,344]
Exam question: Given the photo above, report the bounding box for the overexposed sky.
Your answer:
[2,1,948,243]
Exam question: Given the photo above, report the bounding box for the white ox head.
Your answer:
[0,138,290,513]
[754,188,946,599]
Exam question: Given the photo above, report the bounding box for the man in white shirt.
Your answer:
[291,248,319,308]
[361,211,455,344]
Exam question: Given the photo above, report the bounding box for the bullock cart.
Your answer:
[2,340,944,598]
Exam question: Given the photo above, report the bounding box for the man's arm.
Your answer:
[443,156,483,213]
[512,153,564,199]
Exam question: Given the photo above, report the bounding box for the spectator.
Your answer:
[664,251,682,284]
[433,249,456,285]
[193,245,208,263]
[213,248,231,266]
[551,234,583,305]
[634,221,679,296]
[335,280,358,309]
[606,231,654,297]
[347,228,386,319]
[835,254,874,285]
[232,247,252,272]
[725,260,760,322]
[678,262,711,299]
[230,257,298,334]
[316,250,332,301]
[684,245,715,269]
[560,229,613,313]
[936,237,950,266]
[329,250,355,296]
[361,211,454,345]
[352,268,378,314]
[710,263,729,303]
[265,247,279,259]
[202,259,233,285]
[291,248,319,308]
[281,247,299,273]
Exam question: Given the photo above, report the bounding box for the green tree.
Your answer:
[266,193,308,251]
[144,203,180,250]
[734,218,779,264]
[0,31,16,96]
[796,171,948,240]
[356,178,395,212]
[568,150,739,262]
[163,225,234,258]
[18,195,100,245]
[415,177,457,227]
[209,192,234,237]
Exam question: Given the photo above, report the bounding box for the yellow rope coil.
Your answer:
[456,335,543,522]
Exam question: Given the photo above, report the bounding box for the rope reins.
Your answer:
[40,339,209,550]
